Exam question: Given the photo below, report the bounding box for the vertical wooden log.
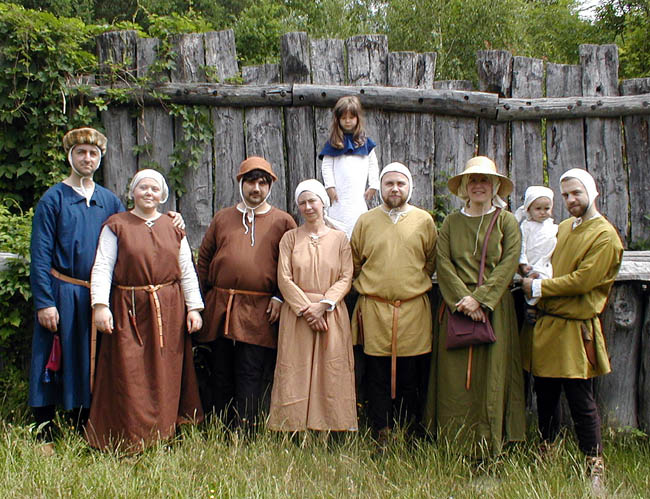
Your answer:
[97,31,139,206]
[310,38,345,167]
[170,34,213,249]
[477,50,512,201]
[621,78,650,247]
[346,35,389,174]
[136,37,176,213]
[580,44,628,245]
[282,32,315,218]
[510,57,544,208]
[596,282,643,428]
[432,80,477,213]
[387,51,436,210]
[546,63,585,223]
[204,30,245,211]
[242,64,287,211]
[639,286,650,432]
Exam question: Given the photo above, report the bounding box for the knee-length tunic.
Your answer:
[424,209,525,455]
[86,213,203,451]
[269,228,357,431]
[29,183,123,410]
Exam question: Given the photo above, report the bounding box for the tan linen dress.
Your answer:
[86,213,203,452]
[269,228,357,431]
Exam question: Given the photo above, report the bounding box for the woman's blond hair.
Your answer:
[328,95,366,149]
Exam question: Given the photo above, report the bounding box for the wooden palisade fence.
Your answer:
[73,30,650,431]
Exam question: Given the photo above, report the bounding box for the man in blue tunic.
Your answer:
[29,127,123,446]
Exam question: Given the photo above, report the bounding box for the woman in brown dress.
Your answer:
[87,169,204,452]
[268,179,357,432]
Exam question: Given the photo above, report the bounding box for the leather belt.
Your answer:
[216,287,273,338]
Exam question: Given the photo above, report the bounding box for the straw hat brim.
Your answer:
[448,169,513,198]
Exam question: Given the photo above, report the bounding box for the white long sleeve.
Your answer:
[91,226,204,311]
[91,225,117,307]
[367,149,379,190]
[321,155,336,189]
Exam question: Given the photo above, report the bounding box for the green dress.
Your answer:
[424,209,526,456]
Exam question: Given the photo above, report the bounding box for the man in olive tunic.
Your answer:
[523,168,623,483]
[196,157,296,430]
[350,162,437,439]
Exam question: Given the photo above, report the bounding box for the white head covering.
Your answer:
[560,168,599,211]
[67,144,102,205]
[514,185,555,223]
[379,162,413,204]
[129,169,169,204]
[294,179,330,209]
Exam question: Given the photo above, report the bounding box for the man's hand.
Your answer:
[326,187,338,203]
[94,304,114,334]
[519,264,532,276]
[187,310,203,333]
[364,188,377,201]
[37,307,59,332]
[266,298,282,324]
[522,278,533,298]
[167,211,186,230]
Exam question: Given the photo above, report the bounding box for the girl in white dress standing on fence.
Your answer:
[319,95,379,239]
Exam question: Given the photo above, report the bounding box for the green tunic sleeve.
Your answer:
[436,214,472,312]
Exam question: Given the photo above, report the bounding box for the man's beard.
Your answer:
[384,195,406,209]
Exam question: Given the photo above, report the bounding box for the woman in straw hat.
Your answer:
[424,156,525,456]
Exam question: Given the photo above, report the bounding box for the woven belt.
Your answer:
[216,287,273,338]
[50,268,98,393]
[116,281,175,350]
[365,292,426,400]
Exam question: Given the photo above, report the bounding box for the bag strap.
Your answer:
[478,208,502,286]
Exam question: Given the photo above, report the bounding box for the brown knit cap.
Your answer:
[236,156,277,181]
[62,127,107,155]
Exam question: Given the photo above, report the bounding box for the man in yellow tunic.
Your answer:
[523,168,623,485]
[350,162,437,440]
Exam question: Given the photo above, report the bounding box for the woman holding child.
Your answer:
[424,156,526,456]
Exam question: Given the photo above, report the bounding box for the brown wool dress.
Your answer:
[86,213,203,452]
[268,228,357,431]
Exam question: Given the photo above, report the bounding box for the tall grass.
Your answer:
[1,418,649,498]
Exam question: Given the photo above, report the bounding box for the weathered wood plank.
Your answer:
[205,30,245,211]
[639,289,650,432]
[621,78,650,247]
[136,37,176,213]
[388,51,436,210]
[282,32,316,218]
[477,50,512,201]
[510,57,544,208]
[97,32,138,206]
[243,64,287,211]
[596,282,643,428]
[546,63,585,223]
[310,38,345,186]
[346,35,389,173]
[432,80,477,213]
[170,33,213,249]
[581,44,628,245]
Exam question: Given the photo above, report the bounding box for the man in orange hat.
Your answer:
[196,156,296,430]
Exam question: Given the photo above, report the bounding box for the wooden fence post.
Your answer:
[510,57,544,207]
[432,80,477,213]
[205,30,245,212]
[621,78,650,247]
[477,50,512,198]
[580,44,628,246]
[639,287,650,431]
[242,64,287,211]
[282,32,316,217]
[170,34,214,249]
[545,63,585,223]
[136,37,176,213]
[97,31,139,206]
[387,51,436,210]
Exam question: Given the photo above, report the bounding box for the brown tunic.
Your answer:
[196,206,296,347]
[269,228,357,431]
[86,213,203,452]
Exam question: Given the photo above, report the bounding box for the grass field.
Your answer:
[1,416,649,498]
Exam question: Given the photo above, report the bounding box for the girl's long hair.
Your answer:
[328,95,366,149]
